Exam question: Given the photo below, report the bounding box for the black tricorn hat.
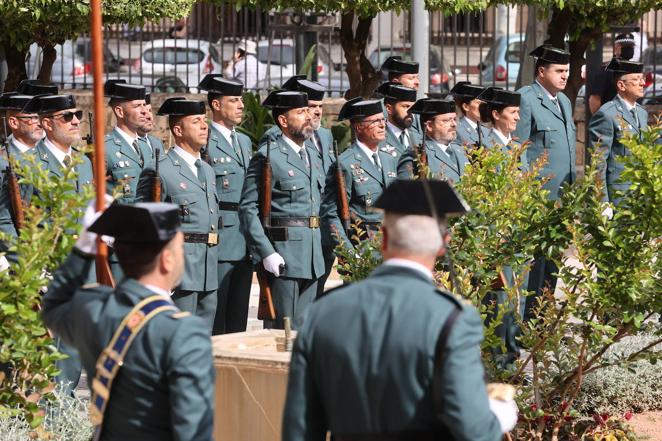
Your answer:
[529,45,570,65]
[157,97,206,116]
[476,87,521,107]
[145,93,151,106]
[409,98,455,116]
[338,98,383,121]
[375,180,470,217]
[1,94,34,111]
[450,81,486,100]
[35,94,77,114]
[381,56,419,75]
[104,79,146,101]
[16,79,58,96]
[375,82,417,102]
[614,33,636,46]
[606,57,643,74]
[262,90,308,109]
[199,74,244,97]
[89,202,181,243]
[282,75,326,101]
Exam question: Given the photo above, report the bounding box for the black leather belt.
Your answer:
[335,432,440,441]
[270,216,320,228]
[218,201,239,211]
[183,233,219,245]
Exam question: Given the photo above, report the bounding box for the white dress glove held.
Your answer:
[75,195,114,254]
[263,252,285,277]
[489,398,518,433]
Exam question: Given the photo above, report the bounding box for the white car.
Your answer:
[132,39,222,92]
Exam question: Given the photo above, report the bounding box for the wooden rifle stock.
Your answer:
[414,133,428,180]
[257,139,276,321]
[2,118,24,232]
[333,140,350,235]
[151,149,162,202]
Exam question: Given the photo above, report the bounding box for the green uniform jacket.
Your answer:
[42,251,214,441]
[206,124,252,261]
[588,97,648,203]
[397,140,468,183]
[321,142,398,250]
[513,82,576,200]
[105,128,152,204]
[456,117,491,148]
[483,129,529,171]
[282,264,502,441]
[239,137,325,280]
[0,156,18,259]
[136,149,219,292]
[144,133,165,159]
[384,125,423,158]
[32,140,93,196]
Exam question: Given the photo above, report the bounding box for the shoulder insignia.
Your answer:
[380,145,395,153]
[170,311,191,319]
[82,282,101,289]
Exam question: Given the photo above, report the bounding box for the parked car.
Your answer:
[26,37,126,87]
[641,46,662,88]
[368,45,454,93]
[479,33,524,88]
[132,39,222,92]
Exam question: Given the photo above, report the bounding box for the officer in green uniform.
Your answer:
[42,202,214,441]
[137,93,165,159]
[260,75,337,297]
[239,91,325,329]
[451,81,489,148]
[29,94,93,394]
[397,98,468,183]
[136,98,219,333]
[321,98,398,251]
[103,80,152,204]
[381,56,423,137]
[588,58,648,206]
[513,45,576,321]
[198,74,254,334]
[376,82,422,156]
[284,180,518,441]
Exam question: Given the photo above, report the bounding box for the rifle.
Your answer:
[84,112,95,164]
[333,140,351,236]
[151,149,161,202]
[414,131,429,180]
[2,118,24,232]
[256,139,277,321]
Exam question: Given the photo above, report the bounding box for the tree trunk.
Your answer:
[2,44,28,93]
[340,12,381,99]
[37,44,57,84]
[544,7,570,48]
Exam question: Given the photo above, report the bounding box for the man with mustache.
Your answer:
[376,82,421,157]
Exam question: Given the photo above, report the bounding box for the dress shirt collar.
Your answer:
[282,133,304,154]
[172,145,200,177]
[493,128,511,146]
[382,258,433,280]
[617,94,636,111]
[387,121,404,139]
[141,283,174,301]
[356,140,380,164]
[431,138,449,154]
[211,120,234,146]
[9,135,32,153]
[114,126,138,147]
[535,80,558,100]
[43,136,72,166]
[462,116,478,131]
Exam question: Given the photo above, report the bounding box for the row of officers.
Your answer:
[2,43,651,440]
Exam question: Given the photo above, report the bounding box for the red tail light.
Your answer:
[495,65,507,81]
[204,55,214,74]
[430,73,441,85]
[73,63,92,77]
[645,72,654,88]
[317,64,323,74]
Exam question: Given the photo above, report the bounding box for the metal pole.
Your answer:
[411,0,429,96]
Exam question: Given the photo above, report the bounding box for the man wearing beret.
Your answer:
[513,45,576,321]
[239,90,325,329]
[284,180,518,441]
[198,74,254,334]
[376,82,422,157]
[321,98,398,251]
[137,98,219,333]
[588,58,648,207]
[42,201,214,441]
[397,98,468,183]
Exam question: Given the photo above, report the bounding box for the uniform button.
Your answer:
[211,225,215,231]
[210,209,214,213]
[292,186,297,190]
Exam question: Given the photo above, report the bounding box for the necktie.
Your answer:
[446,146,458,168]
[313,132,323,154]
[63,155,72,168]
[231,130,242,162]
[299,148,310,169]
[630,108,640,129]
[399,131,408,147]
[551,97,565,121]
[142,136,154,155]
[194,159,207,187]
[132,140,144,166]
[372,152,381,171]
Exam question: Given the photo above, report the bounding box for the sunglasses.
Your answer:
[50,110,83,123]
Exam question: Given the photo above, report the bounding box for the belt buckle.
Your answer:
[309,216,320,228]
[208,233,219,245]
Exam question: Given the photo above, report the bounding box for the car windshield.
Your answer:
[143,47,205,64]
[257,44,294,66]
[642,48,662,66]
[369,48,442,71]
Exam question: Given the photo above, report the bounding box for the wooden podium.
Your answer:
[212,330,293,441]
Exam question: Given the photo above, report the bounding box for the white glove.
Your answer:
[263,252,285,277]
[0,255,9,272]
[75,196,114,254]
[489,398,519,434]
[601,205,614,220]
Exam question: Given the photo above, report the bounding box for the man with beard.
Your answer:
[380,56,423,138]
[397,98,468,183]
[42,202,214,441]
[239,91,324,329]
[376,82,421,157]
[321,98,398,252]
[261,75,336,297]
[451,81,489,148]
[104,80,151,204]
[513,45,576,322]
[137,98,219,333]
[31,94,94,395]
[197,74,253,335]
[136,93,165,160]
